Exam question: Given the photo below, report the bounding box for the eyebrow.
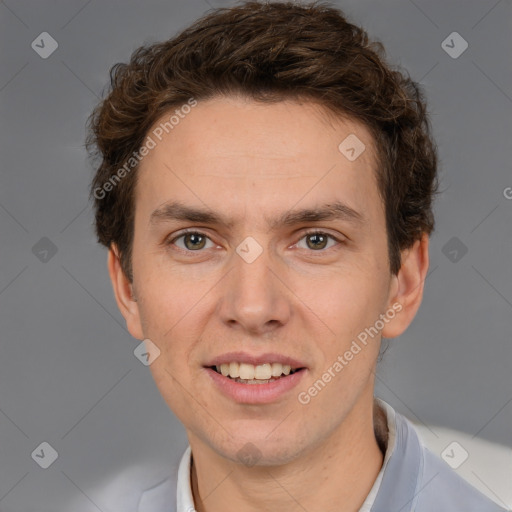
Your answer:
[149,200,365,230]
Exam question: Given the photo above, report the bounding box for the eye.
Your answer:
[295,230,342,252]
[168,230,216,252]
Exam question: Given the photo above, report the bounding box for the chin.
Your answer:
[212,432,307,468]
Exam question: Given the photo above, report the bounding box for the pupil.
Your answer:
[308,234,327,250]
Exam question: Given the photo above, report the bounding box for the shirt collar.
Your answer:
[358,397,397,511]
[176,398,420,512]
[369,398,423,512]
[176,444,194,512]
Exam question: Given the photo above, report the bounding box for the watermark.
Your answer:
[31,441,59,469]
[150,97,198,141]
[442,236,468,263]
[503,187,512,200]
[441,31,468,59]
[134,338,161,366]
[236,442,263,467]
[31,32,58,59]
[297,302,402,405]
[93,97,198,200]
[338,133,366,161]
[441,441,469,469]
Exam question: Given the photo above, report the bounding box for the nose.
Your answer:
[216,243,292,336]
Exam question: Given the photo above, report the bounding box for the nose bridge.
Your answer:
[218,237,290,333]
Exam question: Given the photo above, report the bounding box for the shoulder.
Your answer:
[403,415,511,511]
[413,445,508,511]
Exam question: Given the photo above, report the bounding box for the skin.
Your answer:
[108,96,430,512]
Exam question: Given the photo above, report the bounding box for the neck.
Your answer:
[189,397,388,512]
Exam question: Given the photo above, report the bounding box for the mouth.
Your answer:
[202,352,308,403]
[207,362,306,384]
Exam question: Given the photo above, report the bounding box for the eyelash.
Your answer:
[165,229,344,256]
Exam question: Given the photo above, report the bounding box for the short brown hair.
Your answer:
[86,0,438,281]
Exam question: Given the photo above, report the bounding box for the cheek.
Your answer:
[135,260,201,330]
[138,291,201,415]
[134,286,189,379]
[296,263,386,339]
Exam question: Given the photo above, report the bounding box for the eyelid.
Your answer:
[165,228,345,253]
[299,228,345,241]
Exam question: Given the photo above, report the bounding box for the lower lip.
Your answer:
[204,367,307,404]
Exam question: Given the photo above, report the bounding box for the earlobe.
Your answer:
[107,245,145,340]
[381,234,430,339]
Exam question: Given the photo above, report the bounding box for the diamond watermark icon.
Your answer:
[442,236,468,263]
[338,134,366,161]
[134,338,161,366]
[236,236,263,264]
[31,442,58,469]
[441,32,468,59]
[236,442,262,467]
[32,237,58,263]
[31,32,59,59]
[441,441,469,469]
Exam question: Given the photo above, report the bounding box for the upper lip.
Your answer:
[204,351,307,369]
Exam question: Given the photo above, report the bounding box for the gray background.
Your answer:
[0,0,511,510]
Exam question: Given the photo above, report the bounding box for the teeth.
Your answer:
[229,362,240,378]
[214,362,299,380]
[239,363,255,380]
[271,363,283,377]
[254,363,272,380]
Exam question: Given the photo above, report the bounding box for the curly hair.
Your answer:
[86,0,438,281]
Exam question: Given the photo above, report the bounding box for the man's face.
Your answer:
[127,96,398,465]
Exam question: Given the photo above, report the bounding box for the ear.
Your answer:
[381,233,430,339]
[107,244,144,340]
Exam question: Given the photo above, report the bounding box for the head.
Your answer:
[86,1,437,465]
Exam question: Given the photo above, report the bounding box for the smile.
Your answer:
[204,364,307,404]
[212,362,302,384]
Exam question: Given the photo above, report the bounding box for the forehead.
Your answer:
[148,96,376,167]
[135,96,383,225]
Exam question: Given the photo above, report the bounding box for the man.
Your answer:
[86,1,508,510]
